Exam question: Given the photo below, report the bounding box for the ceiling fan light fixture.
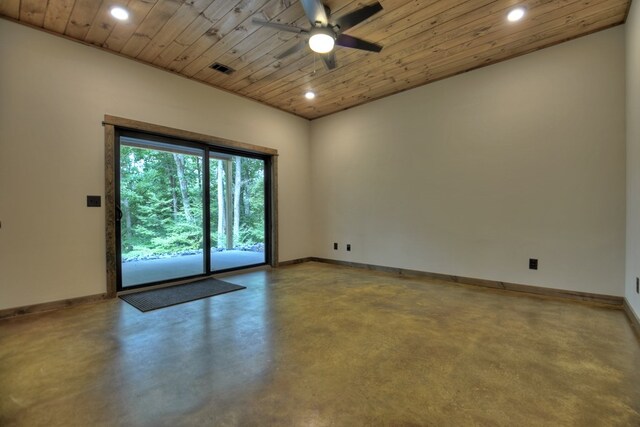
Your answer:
[309,28,335,53]
[305,91,316,99]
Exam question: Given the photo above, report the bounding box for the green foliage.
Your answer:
[120,144,265,260]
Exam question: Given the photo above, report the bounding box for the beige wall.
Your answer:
[0,18,631,310]
[310,27,626,296]
[626,1,640,318]
[0,20,312,310]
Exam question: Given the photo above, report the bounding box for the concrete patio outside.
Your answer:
[122,250,265,287]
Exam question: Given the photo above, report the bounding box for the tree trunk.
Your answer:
[217,160,225,248]
[173,154,192,222]
[233,156,242,247]
[122,198,132,235]
[195,158,201,189]
[170,175,178,221]
[225,160,233,250]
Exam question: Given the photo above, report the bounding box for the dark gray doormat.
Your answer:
[119,278,246,312]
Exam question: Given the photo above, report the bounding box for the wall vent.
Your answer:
[209,62,235,75]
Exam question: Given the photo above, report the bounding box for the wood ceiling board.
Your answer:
[135,0,213,62]
[199,0,360,87]
[163,0,264,73]
[179,0,294,77]
[261,0,493,104]
[222,37,311,90]
[239,0,484,97]
[120,0,184,57]
[84,1,131,46]
[43,0,76,33]
[65,0,103,39]
[0,0,19,19]
[200,2,324,83]
[19,0,47,26]
[0,0,630,119]
[201,16,305,87]
[237,0,479,102]
[103,0,158,52]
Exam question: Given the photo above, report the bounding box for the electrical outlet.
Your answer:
[529,258,538,270]
[346,244,351,251]
[87,195,101,207]
[333,242,338,250]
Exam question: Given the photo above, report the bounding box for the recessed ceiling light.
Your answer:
[110,6,129,21]
[305,91,316,100]
[507,7,526,22]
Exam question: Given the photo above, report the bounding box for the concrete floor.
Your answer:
[1,262,639,426]
[122,250,265,287]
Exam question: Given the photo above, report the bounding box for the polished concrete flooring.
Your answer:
[1,262,639,426]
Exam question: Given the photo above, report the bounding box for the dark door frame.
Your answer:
[103,115,279,297]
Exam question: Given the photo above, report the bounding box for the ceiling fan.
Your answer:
[252,0,384,70]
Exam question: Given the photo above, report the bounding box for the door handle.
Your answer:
[116,205,123,222]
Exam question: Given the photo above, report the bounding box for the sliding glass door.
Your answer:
[118,136,205,288]
[209,154,266,271]
[116,131,269,291]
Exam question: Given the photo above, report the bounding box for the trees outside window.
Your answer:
[120,145,265,262]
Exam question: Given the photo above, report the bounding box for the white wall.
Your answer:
[0,20,312,310]
[310,27,626,296]
[626,1,640,318]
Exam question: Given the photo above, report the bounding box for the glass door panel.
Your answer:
[119,137,205,288]
[209,153,266,272]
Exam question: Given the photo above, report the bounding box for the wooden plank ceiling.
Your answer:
[0,0,631,119]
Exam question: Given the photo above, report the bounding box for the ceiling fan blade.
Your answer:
[320,51,337,70]
[300,0,329,25]
[333,2,383,32]
[336,34,382,52]
[252,18,305,33]
[276,40,307,59]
